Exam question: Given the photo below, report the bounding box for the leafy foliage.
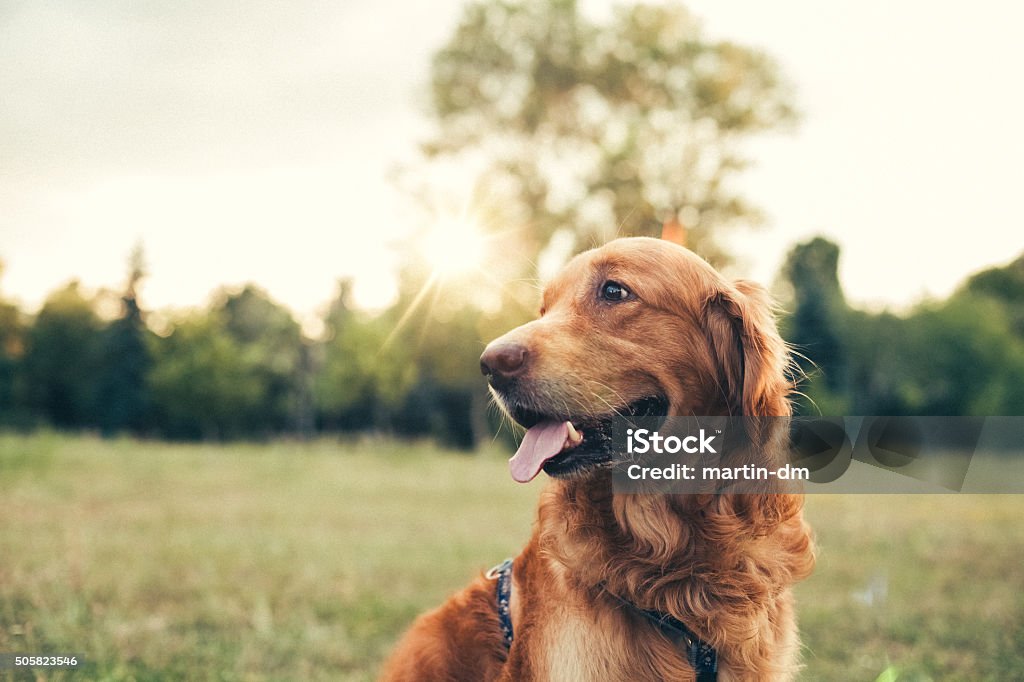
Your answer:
[420,0,796,265]
[148,312,266,439]
[963,253,1024,337]
[20,282,104,428]
[149,285,304,439]
[783,237,1024,417]
[315,281,415,431]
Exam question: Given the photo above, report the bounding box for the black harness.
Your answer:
[602,584,719,682]
[486,559,718,681]
[487,558,515,648]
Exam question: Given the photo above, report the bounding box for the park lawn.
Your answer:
[1,433,1022,681]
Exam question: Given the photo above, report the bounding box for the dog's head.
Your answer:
[480,237,792,482]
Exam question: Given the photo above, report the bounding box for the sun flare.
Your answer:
[384,209,500,349]
[421,215,489,278]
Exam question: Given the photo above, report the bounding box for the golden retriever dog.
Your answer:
[381,237,815,681]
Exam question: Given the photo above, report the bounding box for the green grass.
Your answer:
[1,433,1022,680]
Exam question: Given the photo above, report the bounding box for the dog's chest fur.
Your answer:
[536,608,617,681]
[521,577,719,682]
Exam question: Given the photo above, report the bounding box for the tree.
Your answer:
[897,296,1024,416]
[21,282,103,427]
[394,0,797,444]
[842,297,1024,417]
[148,285,305,439]
[962,252,1024,338]
[314,281,416,432]
[781,237,850,414]
[217,285,306,433]
[419,0,796,267]
[94,245,153,435]
[148,312,264,439]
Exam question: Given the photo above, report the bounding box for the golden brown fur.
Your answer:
[381,238,815,681]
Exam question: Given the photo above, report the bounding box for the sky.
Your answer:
[2,0,1022,326]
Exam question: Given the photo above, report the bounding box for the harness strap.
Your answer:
[486,559,514,649]
[603,587,718,682]
[486,562,717,681]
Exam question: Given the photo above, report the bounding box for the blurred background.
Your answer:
[2,1,1024,442]
[1,1,1023,680]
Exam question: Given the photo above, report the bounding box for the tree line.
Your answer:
[784,238,1024,417]
[0,252,493,447]
[1,237,1021,447]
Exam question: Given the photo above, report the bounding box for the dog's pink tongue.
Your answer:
[509,420,570,483]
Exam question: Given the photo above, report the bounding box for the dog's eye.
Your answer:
[599,280,630,302]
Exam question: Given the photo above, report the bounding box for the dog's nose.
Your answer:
[480,342,528,386]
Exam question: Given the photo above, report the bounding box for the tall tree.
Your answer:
[781,237,849,413]
[419,0,796,267]
[94,245,153,435]
[21,282,103,427]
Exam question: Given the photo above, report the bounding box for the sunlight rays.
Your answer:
[421,214,490,279]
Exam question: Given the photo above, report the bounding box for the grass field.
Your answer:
[1,433,1022,681]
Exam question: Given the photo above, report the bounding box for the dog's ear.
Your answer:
[704,280,791,417]
[702,282,804,538]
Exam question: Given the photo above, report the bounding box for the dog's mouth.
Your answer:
[507,396,668,483]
